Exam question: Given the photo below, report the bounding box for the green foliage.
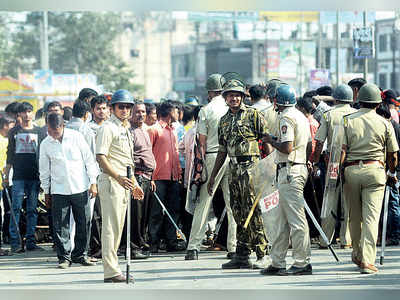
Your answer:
[0,12,141,92]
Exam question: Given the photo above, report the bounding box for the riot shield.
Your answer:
[248,151,279,243]
[321,124,344,219]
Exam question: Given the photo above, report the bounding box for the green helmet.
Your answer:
[266,78,283,100]
[222,79,246,97]
[205,74,223,91]
[357,83,382,103]
[333,84,353,102]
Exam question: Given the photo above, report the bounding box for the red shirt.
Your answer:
[147,120,181,181]
[307,115,319,162]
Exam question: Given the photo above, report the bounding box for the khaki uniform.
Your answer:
[315,104,356,247]
[272,106,311,268]
[187,95,237,253]
[218,104,268,258]
[96,114,135,279]
[252,99,279,136]
[343,108,399,266]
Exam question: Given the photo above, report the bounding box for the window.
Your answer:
[379,34,387,52]
[391,72,397,89]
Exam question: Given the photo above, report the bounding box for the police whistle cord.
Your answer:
[303,200,340,262]
[3,183,23,248]
[153,191,187,243]
[126,166,132,284]
[380,185,391,265]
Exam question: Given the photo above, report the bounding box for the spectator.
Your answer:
[0,116,15,256]
[63,107,73,122]
[147,100,184,253]
[39,113,98,268]
[382,89,400,123]
[144,103,157,127]
[5,102,22,126]
[89,95,110,135]
[79,88,98,103]
[5,102,42,253]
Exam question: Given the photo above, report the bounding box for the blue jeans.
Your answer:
[388,187,400,241]
[9,180,40,249]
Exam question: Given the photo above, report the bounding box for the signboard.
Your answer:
[267,41,280,78]
[260,11,319,23]
[353,26,374,59]
[309,69,330,90]
[320,11,376,24]
[187,11,258,22]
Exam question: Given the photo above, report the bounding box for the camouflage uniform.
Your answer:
[218,103,268,258]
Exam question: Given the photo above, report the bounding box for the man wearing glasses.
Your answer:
[96,89,144,283]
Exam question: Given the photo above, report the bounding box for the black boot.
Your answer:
[221,255,252,269]
[184,249,198,260]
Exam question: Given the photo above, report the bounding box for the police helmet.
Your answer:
[357,83,382,103]
[275,84,296,106]
[110,89,134,105]
[332,84,353,102]
[205,74,223,91]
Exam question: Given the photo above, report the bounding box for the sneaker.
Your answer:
[72,257,96,266]
[260,265,286,276]
[283,264,312,275]
[184,249,198,260]
[58,260,71,269]
[252,256,268,269]
[26,245,45,251]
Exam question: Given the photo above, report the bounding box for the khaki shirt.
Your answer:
[343,108,399,162]
[276,106,311,164]
[315,103,356,150]
[252,99,278,136]
[218,103,268,157]
[96,114,134,175]
[197,95,229,153]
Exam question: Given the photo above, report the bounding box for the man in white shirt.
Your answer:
[39,113,99,269]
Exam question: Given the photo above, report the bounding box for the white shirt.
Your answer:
[39,128,99,195]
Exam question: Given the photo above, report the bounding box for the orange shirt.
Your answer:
[147,120,181,181]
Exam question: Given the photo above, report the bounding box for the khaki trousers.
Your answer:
[344,163,386,265]
[319,179,352,247]
[98,173,129,279]
[272,164,311,268]
[187,153,237,253]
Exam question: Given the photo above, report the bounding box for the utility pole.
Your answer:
[336,10,340,86]
[40,11,49,70]
[363,10,368,80]
[318,17,322,69]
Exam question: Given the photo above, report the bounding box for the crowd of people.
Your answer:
[0,73,399,283]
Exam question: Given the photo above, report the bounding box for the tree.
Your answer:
[1,12,142,92]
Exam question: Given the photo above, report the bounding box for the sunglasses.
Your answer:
[117,104,133,110]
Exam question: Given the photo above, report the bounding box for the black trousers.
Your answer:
[52,191,90,262]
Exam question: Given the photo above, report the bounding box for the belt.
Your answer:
[343,160,384,168]
[230,155,258,164]
[277,162,306,170]
[206,151,219,154]
[134,170,152,180]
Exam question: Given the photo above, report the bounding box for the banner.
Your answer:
[320,11,376,25]
[260,11,319,23]
[187,11,258,22]
[353,26,374,59]
[309,69,330,90]
[33,70,53,93]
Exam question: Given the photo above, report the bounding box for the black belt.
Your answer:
[231,156,258,164]
[206,151,219,154]
[277,162,305,170]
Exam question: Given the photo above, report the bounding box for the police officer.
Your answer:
[313,84,357,249]
[185,74,237,261]
[262,84,313,276]
[341,83,398,274]
[207,77,269,269]
[96,89,144,283]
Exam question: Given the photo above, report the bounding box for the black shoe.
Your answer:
[72,257,96,266]
[26,245,45,251]
[283,264,312,275]
[11,246,25,254]
[222,256,252,269]
[185,249,198,260]
[166,241,186,252]
[149,244,159,254]
[58,260,72,269]
[226,252,235,259]
[260,265,286,276]
[132,250,149,260]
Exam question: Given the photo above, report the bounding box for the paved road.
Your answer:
[1,244,400,290]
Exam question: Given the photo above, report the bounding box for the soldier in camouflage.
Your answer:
[207,77,269,269]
